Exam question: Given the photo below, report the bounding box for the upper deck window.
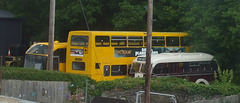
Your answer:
[144,36,165,46]
[128,36,143,46]
[27,44,48,54]
[95,36,110,47]
[71,35,88,46]
[166,37,179,46]
[111,36,127,46]
[180,37,189,46]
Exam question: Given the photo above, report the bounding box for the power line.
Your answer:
[79,0,90,31]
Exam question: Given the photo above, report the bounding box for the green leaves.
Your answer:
[112,0,147,30]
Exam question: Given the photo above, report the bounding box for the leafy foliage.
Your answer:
[214,67,235,96]
[0,0,240,76]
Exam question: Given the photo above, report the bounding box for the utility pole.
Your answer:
[145,0,153,103]
[48,0,55,71]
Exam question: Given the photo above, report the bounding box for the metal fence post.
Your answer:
[85,79,88,103]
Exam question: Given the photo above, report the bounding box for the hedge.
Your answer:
[1,67,240,97]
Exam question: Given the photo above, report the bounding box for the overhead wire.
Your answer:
[78,0,90,31]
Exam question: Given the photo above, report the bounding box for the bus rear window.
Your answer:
[72,62,85,71]
[71,36,88,46]
[27,44,48,54]
[166,37,179,46]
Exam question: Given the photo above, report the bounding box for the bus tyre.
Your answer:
[195,78,209,85]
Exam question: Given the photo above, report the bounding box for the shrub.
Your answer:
[1,67,96,94]
[1,67,240,97]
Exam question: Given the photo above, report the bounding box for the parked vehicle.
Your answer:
[129,53,218,84]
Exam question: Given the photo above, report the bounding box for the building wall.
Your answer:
[0,18,22,56]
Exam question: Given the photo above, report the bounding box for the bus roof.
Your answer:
[133,53,214,66]
[69,31,188,36]
[26,41,67,53]
[32,41,67,48]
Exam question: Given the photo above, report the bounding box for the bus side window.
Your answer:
[166,37,179,46]
[95,36,110,47]
[111,65,127,76]
[153,64,161,74]
[144,36,165,46]
[104,65,110,76]
[111,36,127,46]
[163,64,168,73]
[128,36,143,46]
[183,62,189,73]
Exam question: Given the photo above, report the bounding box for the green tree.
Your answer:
[181,0,240,69]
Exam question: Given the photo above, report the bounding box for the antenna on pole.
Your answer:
[79,0,90,31]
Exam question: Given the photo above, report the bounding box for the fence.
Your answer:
[1,80,70,103]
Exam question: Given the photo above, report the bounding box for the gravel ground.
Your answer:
[0,95,38,103]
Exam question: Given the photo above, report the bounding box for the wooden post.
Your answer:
[145,0,153,103]
[48,0,55,71]
[0,65,2,94]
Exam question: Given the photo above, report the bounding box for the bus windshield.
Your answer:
[130,62,146,73]
[26,44,48,54]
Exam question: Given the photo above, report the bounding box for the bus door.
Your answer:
[53,56,59,71]
[94,63,103,81]
[103,64,111,81]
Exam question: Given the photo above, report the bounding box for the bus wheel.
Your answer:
[195,78,209,85]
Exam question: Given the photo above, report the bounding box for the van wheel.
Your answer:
[195,78,209,85]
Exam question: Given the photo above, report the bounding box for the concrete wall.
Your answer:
[193,95,240,103]
[101,89,240,103]
[1,80,70,103]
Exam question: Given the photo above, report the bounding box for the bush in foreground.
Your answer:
[1,67,240,97]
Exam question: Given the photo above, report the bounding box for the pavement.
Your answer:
[0,95,38,103]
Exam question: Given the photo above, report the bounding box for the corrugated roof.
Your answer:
[0,9,14,18]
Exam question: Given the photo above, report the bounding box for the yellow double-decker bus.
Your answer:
[24,41,67,72]
[66,31,189,81]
